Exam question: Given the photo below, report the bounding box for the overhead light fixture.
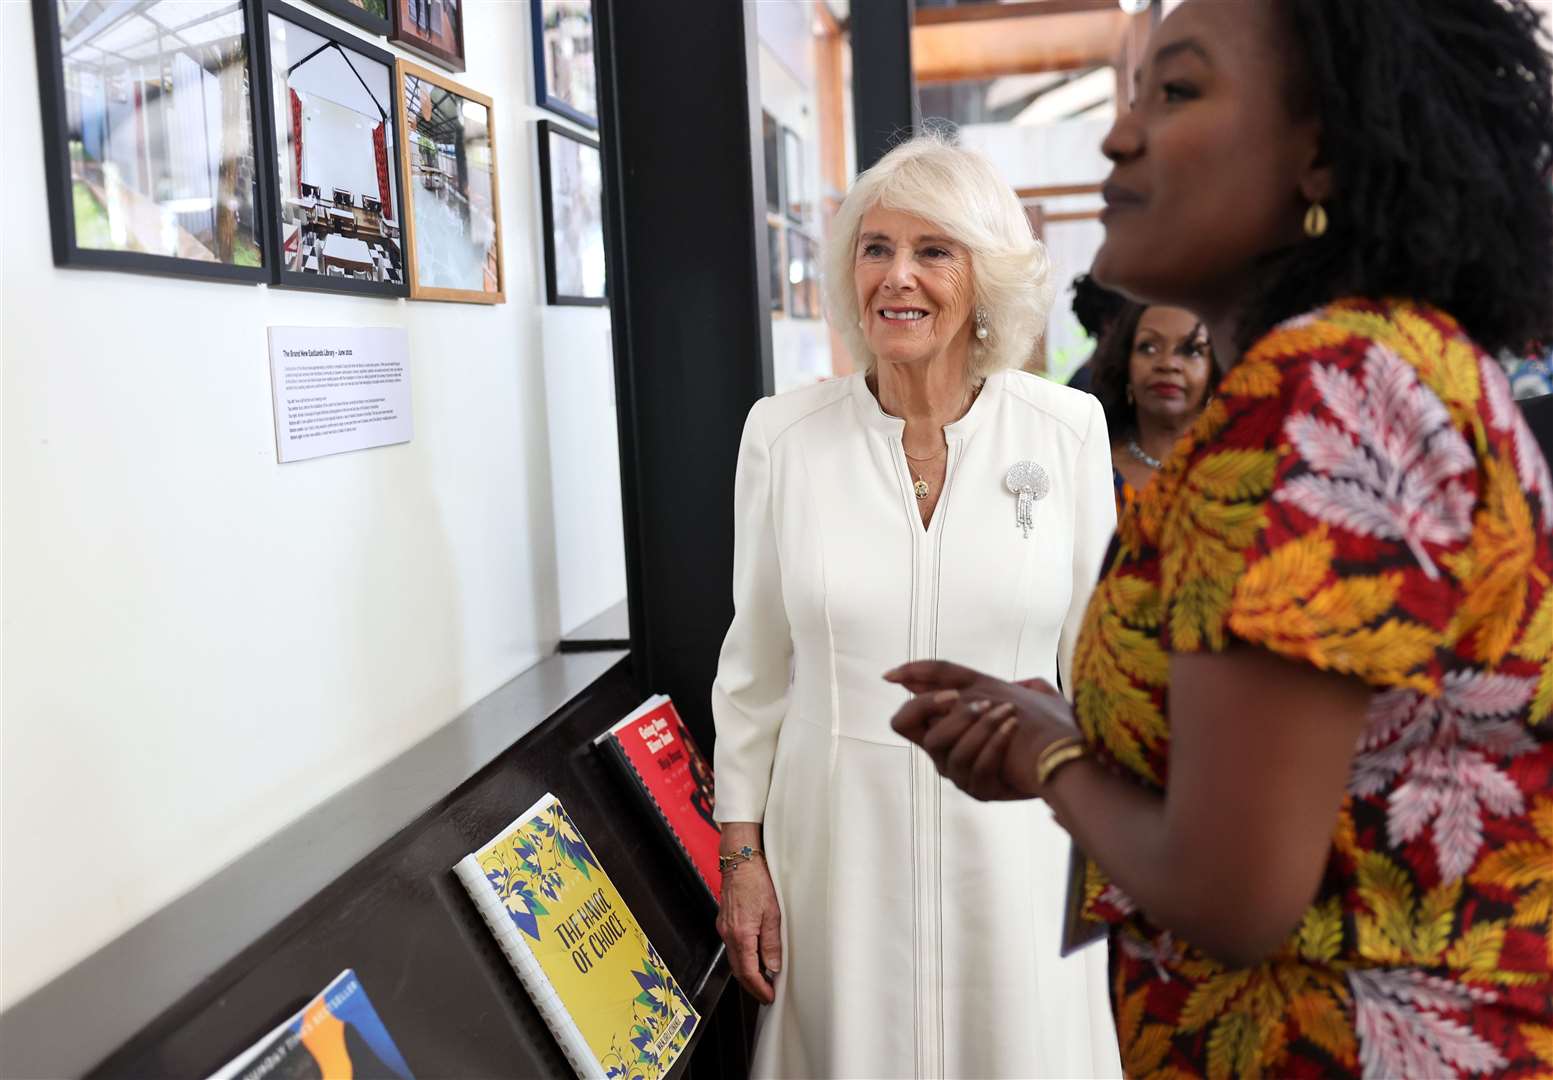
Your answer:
[1118,0,1151,12]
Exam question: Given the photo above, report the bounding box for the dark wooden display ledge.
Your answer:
[0,649,750,1079]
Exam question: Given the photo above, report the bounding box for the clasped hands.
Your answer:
[885,660,1079,801]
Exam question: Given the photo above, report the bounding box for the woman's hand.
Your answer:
[715,828,782,1004]
[885,660,1078,801]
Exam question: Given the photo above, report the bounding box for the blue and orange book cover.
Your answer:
[207,969,413,1080]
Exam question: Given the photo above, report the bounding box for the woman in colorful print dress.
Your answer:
[887,0,1553,1076]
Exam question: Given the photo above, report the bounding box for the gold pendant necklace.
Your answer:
[913,472,930,500]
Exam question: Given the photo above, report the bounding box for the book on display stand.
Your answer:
[453,793,699,1079]
[206,968,414,1080]
[593,695,722,904]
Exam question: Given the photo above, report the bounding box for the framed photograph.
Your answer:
[394,60,504,302]
[531,1,597,129]
[537,120,605,306]
[254,0,408,297]
[391,0,464,73]
[31,0,270,282]
[762,111,782,217]
[767,222,784,314]
[306,0,390,36]
[783,126,804,224]
[788,230,818,319]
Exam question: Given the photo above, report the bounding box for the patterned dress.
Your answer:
[1072,299,1553,1078]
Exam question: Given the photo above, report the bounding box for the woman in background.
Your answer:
[1089,302,1217,511]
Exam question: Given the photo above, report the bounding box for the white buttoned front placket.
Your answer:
[891,428,967,1080]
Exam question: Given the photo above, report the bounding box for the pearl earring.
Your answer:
[974,306,990,341]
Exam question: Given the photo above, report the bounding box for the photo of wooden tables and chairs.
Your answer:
[33,0,268,281]
[259,1,407,296]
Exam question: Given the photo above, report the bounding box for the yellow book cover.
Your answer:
[454,793,699,1080]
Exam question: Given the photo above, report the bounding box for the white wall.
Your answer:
[755,4,842,392]
[0,0,623,1010]
[541,306,627,632]
[961,118,1112,380]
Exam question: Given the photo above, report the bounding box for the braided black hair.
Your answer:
[1071,273,1130,340]
[1239,0,1553,355]
[1089,302,1147,439]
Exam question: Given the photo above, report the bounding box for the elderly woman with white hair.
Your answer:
[711,134,1121,1078]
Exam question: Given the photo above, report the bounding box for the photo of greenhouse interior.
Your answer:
[58,0,262,266]
[3,1,1552,1078]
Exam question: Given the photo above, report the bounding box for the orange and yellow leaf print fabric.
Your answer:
[1072,300,1553,1079]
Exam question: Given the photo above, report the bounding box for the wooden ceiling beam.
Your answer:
[1017,182,1102,198]
[914,0,1119,26]
[912,10,1129,83]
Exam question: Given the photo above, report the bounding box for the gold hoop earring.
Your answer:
[1303,202,1328,239]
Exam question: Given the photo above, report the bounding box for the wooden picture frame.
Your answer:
[306,0,391,36]
[536,120,606,306]
[390,0,465,73]
[530,0,597,129]
[393,60,504,303]
[31,0,272,283]
[253,0,410,297]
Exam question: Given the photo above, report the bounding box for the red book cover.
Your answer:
[594,696,721,903]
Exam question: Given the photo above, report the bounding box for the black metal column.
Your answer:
[851,0,918,170]
[594,0,773,756]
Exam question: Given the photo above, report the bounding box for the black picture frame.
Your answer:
[537,120,606,306]
[762,110,782,216]
[782,125,803,225]
[391,0,465,73]
[767,223,784,314]
[253,0,410,298]
[530,0,597,129]
[307,0,391,36]
[31,0,272,284]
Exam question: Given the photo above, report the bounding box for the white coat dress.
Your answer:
[712,369,1124,1079]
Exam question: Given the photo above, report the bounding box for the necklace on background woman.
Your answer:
[1127,436,1163,470]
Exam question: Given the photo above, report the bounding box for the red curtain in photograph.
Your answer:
[373,122,392,219]
[290,89,303,195]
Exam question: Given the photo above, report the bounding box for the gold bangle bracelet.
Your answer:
[1035,735,1088,788]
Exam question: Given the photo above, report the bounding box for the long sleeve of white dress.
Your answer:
[710,399,792,824]
[1057,396,1117,697]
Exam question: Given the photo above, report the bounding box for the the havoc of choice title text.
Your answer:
[553,888,629,975]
